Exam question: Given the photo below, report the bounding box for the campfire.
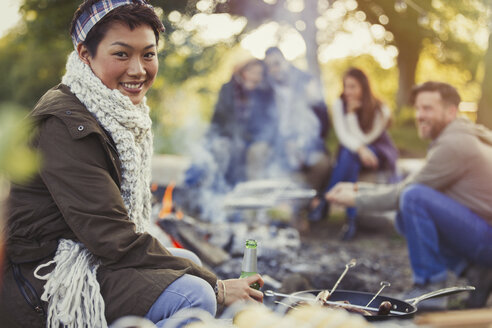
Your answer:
[153,182,184,220]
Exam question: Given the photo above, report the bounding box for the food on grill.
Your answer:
[312,290,392,316]
[311,290,373,315]
[315,289,331,303]
[377,301,392,315]
[329,300,373,316]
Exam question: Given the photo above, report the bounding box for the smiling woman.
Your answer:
[78,22,159,105]
[0,1,264,328]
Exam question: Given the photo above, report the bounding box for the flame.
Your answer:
[159,182,175,219]
[158,182,185,220]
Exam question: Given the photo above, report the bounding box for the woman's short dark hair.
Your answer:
[70,0,163,56]
[410,81,461,107]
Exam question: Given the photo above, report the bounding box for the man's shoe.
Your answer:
[400,281,449,312]
[308,199,328,221]
[464,265,492,308]
[340,217,357,241]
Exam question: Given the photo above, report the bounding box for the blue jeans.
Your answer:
[397,184,492,285]
[144,249,216,328]
[326,146,379,218]
[167,248,203,267]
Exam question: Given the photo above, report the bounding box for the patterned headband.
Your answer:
[71,0,156,49]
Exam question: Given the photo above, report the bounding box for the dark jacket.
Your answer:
[0,84,217,327]
[210,78,277,145]
[208,79,277,186]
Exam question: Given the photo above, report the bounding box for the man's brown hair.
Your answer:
[410,81,461,107]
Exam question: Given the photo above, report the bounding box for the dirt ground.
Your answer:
[282,209,492,310]
[275,210,417,296]
[210,203,490,311]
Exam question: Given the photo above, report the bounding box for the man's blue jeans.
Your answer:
[144,248,217,328]
[327,146,379,218]
[397,184,492,285]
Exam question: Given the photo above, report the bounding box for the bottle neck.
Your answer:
[241,247,257,272]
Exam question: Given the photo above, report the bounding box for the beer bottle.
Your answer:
[239,239,260,290]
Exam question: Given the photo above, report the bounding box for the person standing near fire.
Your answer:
[324,81,492,309]
[207,58,277,186]
[183,58,277,221]
[263,47,332,193]
[0,1,263,327]
[309,67,398,241]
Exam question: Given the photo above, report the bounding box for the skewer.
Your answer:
[274,300,298,310]
[366,281,391,307]
[264,290,406,315]
[330,259,356,295]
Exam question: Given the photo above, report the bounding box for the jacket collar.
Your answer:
[31,84,105,140]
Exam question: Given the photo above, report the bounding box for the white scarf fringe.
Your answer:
[34,51,153,327]
[34,240,106,328]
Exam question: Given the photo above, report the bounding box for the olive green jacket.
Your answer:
[0,84,216,327]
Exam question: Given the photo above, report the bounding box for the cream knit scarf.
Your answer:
[34,51,153,327]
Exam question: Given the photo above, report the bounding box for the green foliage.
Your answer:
[353,0,489,108]
[0,0,74,107]
[0,0,234,109]
[321,54,398,109]
[21,0,78,41]
[417,44,482,102]
[0,0,490,157]
[357,0,488,74]
[0,103,39,183]
[477,32,492,129]
[389,106,428,158]
[1,35,70,107]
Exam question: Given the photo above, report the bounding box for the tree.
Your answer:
[477,7,492,128]
[356,0,487,109]
[214,0,324,75]
[2,0,490,115]
[218,0,488,110]
[0,0,231,107]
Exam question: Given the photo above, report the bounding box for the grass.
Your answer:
[389,122,428,158]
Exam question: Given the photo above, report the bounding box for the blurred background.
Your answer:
[1,0,492,166]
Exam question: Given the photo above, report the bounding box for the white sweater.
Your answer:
[331,97,390,152]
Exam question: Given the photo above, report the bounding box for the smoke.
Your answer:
[175,62,328,223]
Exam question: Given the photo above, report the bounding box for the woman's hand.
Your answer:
[357,146,379,169]
[219,275,264,306]
[325,182,356,207]
[346,99,361,113]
